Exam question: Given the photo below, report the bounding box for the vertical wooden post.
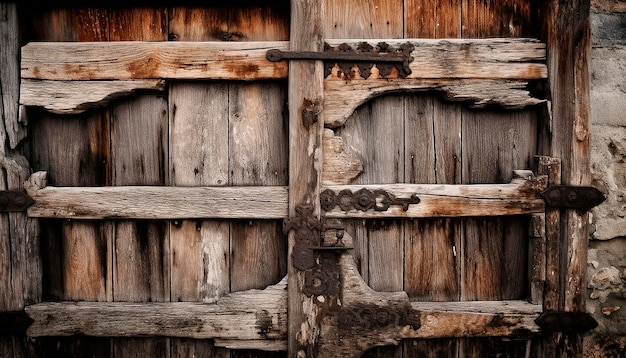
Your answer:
[0,2,40,356]
[543,0,592,356]
[288,0,324,356]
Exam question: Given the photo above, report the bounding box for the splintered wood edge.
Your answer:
[324,79,546,128]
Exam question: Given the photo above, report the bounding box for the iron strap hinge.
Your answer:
[0,190,34,212]
[267,42,415,78]
[540,185,605,210]
[535,311,598,333]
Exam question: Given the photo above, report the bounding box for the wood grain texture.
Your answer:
[227,7,289,301]
[21,41,289,81]
[324,3,405,356]
[322,129,363,184]
[20,79,166,114]
[324,78,544,127]
[168,8,230,356]
[288,0,325,356]
[458,2,540,356]
[26,278,288,345]
[325,38,547,80]
[107,9,169,356]
[322,174,546,218]
[0,3,25,149]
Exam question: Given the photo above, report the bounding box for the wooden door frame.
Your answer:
[0,1,594,357]
[283,0,594,357]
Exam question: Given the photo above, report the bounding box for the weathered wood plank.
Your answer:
[168,8,230,357]
[322,173,547,218]
[458,2,540,355]
[26,278,288,344]
[20,79,165,114]
[21,41,289,80]
[324,79,545,127]
[324,4,405,357]
[106,9,170,356]
[287,0,325,356]
[322,129,363,184]
[324,38,547,80]
[26,179,289,220]
[0,3,25,149]
[228,6,289,296]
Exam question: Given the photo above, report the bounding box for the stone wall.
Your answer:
[586,1,626,356]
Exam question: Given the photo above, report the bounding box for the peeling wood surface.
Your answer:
[20,79,165,114]
[322,129,363,184]
[21,41,289,80]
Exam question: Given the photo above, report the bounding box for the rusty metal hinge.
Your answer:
[541,185,605,210]
[535,311,598,333]
[0,190,34,212]
[267,42,414,78]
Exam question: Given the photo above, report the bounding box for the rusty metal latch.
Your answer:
[535,311,598,333]
[267,42,414,78]
[0,190,34,212]
[321,188,420,212]
[540,185,605,210]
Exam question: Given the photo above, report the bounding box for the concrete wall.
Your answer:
[586,1,626,356]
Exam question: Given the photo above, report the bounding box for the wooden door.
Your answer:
[0,1,595,357]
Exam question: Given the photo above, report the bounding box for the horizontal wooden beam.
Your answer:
[21,41,290,81]
[20,39,547,115]
[20,79,166,114]
[26,278,288,351]
[321,171,547,218]
[25,172,288,220]
[405,300,541,338]
[325,38,547,80]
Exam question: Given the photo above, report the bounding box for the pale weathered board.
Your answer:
[20,79,166,114]
[325,38,546,80]
[167,8,231,355]
[27,184,289,220]
[21,41,289,80]
[324,79,545,127]
[26,278,288,348]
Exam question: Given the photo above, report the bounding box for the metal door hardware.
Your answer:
[267,42,414,78]
[535,311,598,333]
[321,188,420,212]
[541,185,605,210]
[0,191,34,212]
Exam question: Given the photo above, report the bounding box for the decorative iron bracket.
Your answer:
[267,42,414,78]
[535,311,598,333]
[0,190,34,212]
[321,188,420,212]
[540,185,605,210]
